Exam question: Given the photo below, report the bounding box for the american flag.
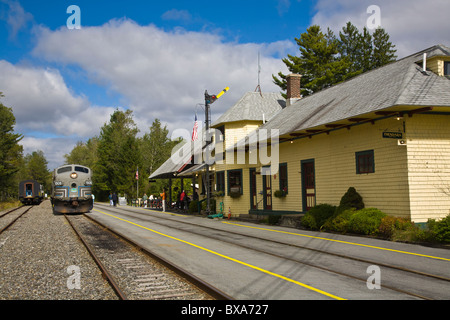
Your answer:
[191,114,198,141]
[135,168,139,180]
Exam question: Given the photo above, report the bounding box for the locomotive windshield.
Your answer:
[56,166,89,174]
[75,166,89,173]
[57,166,72,174]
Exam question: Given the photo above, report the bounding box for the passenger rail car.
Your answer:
[19,180,44,205]
[51,164,93,214]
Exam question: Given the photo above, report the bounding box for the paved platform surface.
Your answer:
[89,203,450,300]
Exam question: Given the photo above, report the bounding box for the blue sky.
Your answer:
[1,0,449,169]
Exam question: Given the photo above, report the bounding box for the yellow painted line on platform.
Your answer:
[93,208,346,300]
[221,221,450,262]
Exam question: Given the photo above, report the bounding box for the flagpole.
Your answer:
[136,166,139,202]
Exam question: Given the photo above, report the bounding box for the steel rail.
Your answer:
[0,205,23,219]
[0,206,33,235]
[83,212,233,300]
[64,214,128,300]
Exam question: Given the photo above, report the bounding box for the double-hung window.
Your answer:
[279,163,288,193]
[356,150,375,174]
[227,169,243,195]
[216,171,225,193]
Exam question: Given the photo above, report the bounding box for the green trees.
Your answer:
[0,93,51,199]
[20,150,51,194]
[0,92,23,200]
[64,138,98,169]
[273,22,397,97]
[63,109,181,201]
[94,109,141,200]
[140,119,181,196]
[273,25,351,97]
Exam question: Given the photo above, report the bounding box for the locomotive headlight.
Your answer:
[54,181,63,186]
[70,172,78,179]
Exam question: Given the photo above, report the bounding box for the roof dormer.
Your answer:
[416,44,450,78]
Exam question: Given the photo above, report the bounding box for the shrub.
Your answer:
[188,200,199,214]
[338,187,364,211]
[301,213,317,230]
[322,208,356,233]
[201,199,216,213]
[348,208,386,235]
[377,216,416,239]
[301,204,337,230]
[431,215,450,243]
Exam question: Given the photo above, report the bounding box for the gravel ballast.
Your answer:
[0,201,118,300]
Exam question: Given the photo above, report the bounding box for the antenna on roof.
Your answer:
[254,51,262,96]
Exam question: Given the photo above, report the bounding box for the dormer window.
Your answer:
[444,61,450,77]
[216,125,225,142]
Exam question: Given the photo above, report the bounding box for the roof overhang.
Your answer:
[279,105,437,142]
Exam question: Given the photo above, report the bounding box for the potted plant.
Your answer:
[274,187,287,198]
[229,186,241,198]
[213,190,224,197]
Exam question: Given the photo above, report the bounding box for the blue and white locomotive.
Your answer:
[51,164,93,214]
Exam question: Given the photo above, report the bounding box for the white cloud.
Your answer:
[0,59,119,170]
[161,9,192,23]
[0,0,33,40]
[32,19,291,135]
[276,0,291,16]
[20,136,78,170]
[311,0,450,58]
[0,60,114,138]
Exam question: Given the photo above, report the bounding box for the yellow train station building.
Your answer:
[151,44,450,223]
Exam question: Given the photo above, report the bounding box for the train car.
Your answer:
[51,164,93,214]
[19,180,44,205]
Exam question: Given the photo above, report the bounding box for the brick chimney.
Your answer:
[286,73,302,106]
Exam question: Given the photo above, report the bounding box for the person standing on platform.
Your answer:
[112,192,118,207]
[160,188,166,212]
[143,193,148,208]
[180,190,186,211]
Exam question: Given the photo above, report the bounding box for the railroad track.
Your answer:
[94,203,450,300]
[0,205,34,235]
[64,213,232,300]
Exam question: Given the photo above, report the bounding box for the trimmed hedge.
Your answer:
[314,207,386,235]
[347,208,386,235]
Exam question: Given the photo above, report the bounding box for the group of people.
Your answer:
[109,192,118,206]
[108,188,200,212]
[139,187,198,213]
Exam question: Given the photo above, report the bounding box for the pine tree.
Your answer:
[339,22,363,76]
[360,27,374,72]
[0,92,23,200]
[273,25,352,97]
[273,23,397,97]
[95,109,141,200]
[140,119,181,195]
[20,150,51,193]
[372,27,397,68]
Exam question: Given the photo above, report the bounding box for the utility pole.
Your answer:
[204,87,229,214]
